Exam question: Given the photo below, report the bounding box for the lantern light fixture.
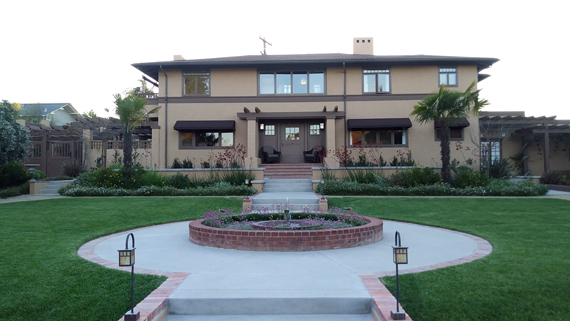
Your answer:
[259,123,264,130]
[118,233,139,321]
[391,231,408,320]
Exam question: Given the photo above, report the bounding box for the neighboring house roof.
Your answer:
[133,53,499,81]
[20,103,80,117]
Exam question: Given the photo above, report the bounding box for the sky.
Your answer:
[2,0,569,119]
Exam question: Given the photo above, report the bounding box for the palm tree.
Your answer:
[410,81,488,183]
[113,94,160,169]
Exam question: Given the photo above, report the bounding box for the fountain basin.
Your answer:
[189,216,383,251]
[252,219,324,230]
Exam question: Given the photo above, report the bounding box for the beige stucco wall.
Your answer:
[152,62,483,170]
[86,142,154,169]
[525,138,570,176]
[211,69,257,96]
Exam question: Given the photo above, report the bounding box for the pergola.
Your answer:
[479,111,570,174]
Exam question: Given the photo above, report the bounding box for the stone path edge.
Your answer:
[77,221,493,321]
[77,223,189,321]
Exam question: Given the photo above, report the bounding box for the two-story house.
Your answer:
[132,38,498,168]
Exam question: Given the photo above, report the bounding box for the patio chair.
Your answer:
[259,146,281,163]
[303,145,325,163]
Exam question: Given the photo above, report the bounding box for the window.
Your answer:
[435,128,464,141]
[309,124,320,135]
[184,72,210,95]
[439,67,457,86]
[363,70,390,93]
[179,131,233,148]
[51,142,71,158]
[264,125,275,136]
[481,141,501,162]
[259,71,325,94]
[285,127,300,140]
[350,129,407,146]
[29,143,41,158]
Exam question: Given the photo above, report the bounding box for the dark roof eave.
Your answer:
[133,54,499,81]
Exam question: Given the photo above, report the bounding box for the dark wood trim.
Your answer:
[157,93,428,104]
[237,111,345,120]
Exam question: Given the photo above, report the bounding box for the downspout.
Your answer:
[159,65,168,168]
[343,62,348,150]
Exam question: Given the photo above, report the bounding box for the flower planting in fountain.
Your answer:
[201,207,366,231]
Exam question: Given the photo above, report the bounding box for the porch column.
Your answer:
[324,118,336,166]
[544,127,550,174]
[151,128,161,168]
[246,119,260,167]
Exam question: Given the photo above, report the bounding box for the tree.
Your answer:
[0,100,30,165]
[410,81,488,183]
[113,94,159,169]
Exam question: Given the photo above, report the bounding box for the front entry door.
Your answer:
[281,125,304,163]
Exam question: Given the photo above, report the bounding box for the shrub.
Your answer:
[220,168,253,186]
[168,173,192,189]
[0,182,29,198]
[58,184,254,197]
[0,162,30,189]
[62,160,86,178]
[540,171,563,185]
[488,158,514,179]
[171,158,182,168]
[138,170,169,187]
[33,170,47,180]
[74,171,97,187]
[318,179,547,196]
[451,166,490,189]
[389,167,441,187]
[182,158,193,168]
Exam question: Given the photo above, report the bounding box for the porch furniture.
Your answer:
[303,145,325,163]
[260,146,281,163]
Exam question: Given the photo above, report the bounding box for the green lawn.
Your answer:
[1,197,569,320]
[0,197,242,321]
[329,197,570,321]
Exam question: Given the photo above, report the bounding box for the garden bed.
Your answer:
[189,216,383,251]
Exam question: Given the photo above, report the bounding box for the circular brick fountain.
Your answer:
[189,217,383,251]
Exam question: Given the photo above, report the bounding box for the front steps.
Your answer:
[252,179,319,213]
[164,274,373,321]
[263,163,319,179]
[39,181,66,195]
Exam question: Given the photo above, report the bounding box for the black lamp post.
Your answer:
[391,231,408,320]
[245,174,250,200]
[118,233,139,321]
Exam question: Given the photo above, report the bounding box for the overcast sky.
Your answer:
[2,0,569,119]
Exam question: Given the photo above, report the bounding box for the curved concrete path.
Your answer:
[81,219,492,321]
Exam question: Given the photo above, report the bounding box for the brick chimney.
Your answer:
[353,37,373,55]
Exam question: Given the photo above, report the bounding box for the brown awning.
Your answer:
[174,121,235,132]
[347,118,412,130]
[434,119,470,128]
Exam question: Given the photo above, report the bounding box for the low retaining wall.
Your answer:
[189,217,383,251]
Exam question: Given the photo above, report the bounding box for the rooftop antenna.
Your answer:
[259,36,272,55]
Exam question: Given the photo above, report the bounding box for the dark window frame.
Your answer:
[258,71,326,95]
[349,128,408,148]
[178,130,234,149]
[438,67,457,87]
[362,69,391,94]
[435,127,464,141]
[183,72,211,96]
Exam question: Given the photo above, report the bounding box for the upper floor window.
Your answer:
[259,71,325,95]
[184,72,210,95]
[363,69,390,93]
[439,68,457,86]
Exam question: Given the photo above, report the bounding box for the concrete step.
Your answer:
[253,193,319,206]
[165,314,374,321]
[265,179,313,184]
[39,181,65,195]
[262,186,313,192]
[250,204,321,213]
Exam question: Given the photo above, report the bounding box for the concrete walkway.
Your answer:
[84,219,489,320]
